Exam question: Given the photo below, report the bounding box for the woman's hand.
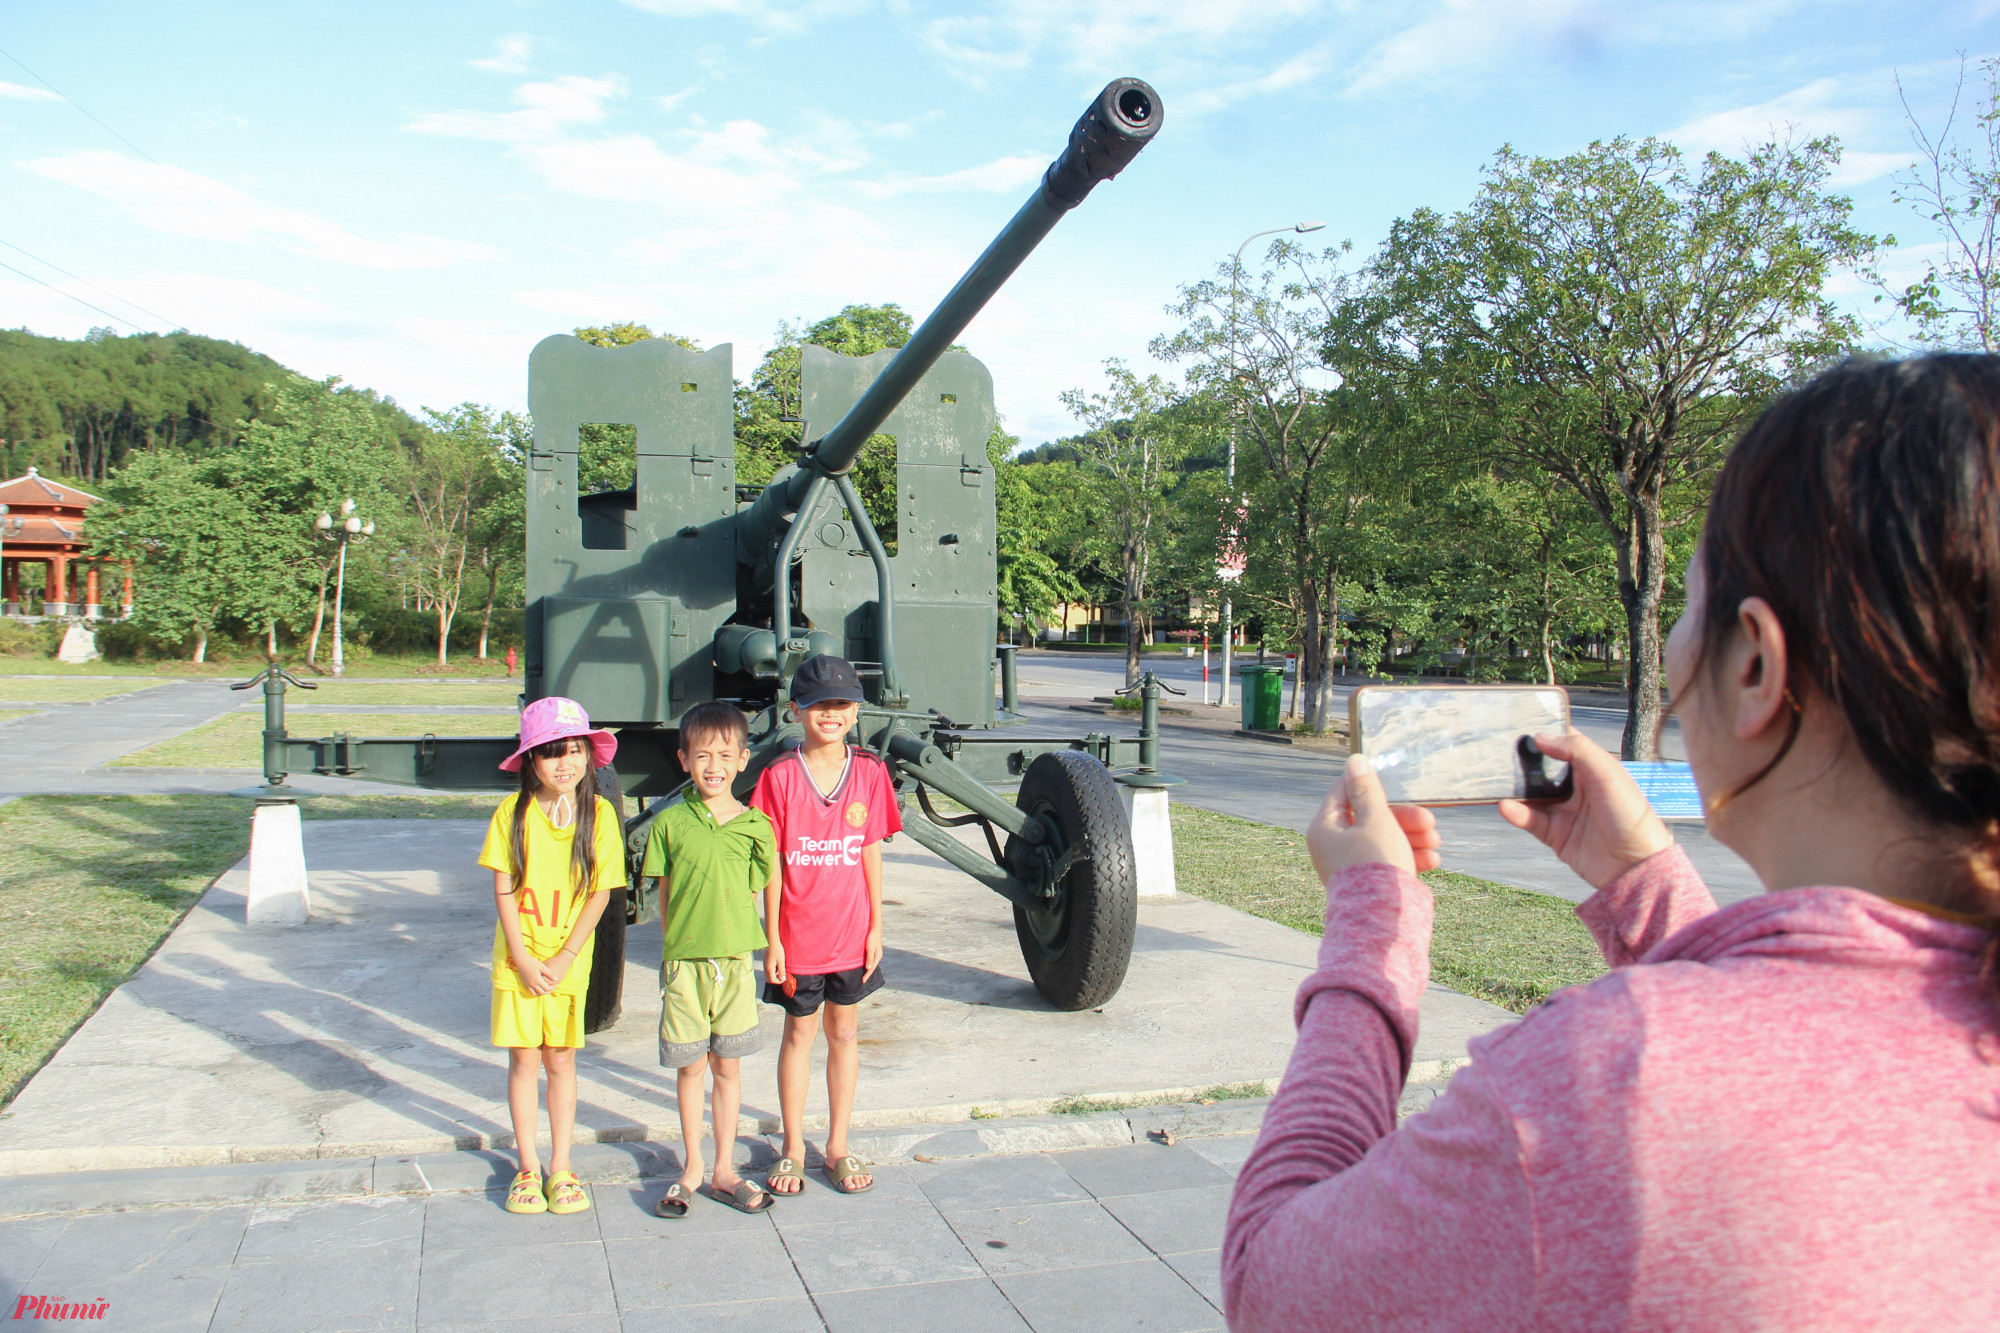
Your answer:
[1496,731,1674,891]
[1307,754,1443,882]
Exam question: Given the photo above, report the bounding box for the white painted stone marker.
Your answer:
[56,625,99,664]
[1121,786,1178,898]
[246,802,311,925]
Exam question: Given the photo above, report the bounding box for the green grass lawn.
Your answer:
[0,793,498,1108]
[0,678,165,704]
[296,680,522,707]
[0,653,522,680]
[1173,804,1606,1014]
[112,712,518,768]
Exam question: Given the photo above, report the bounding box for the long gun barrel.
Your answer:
[737,77,1162,560]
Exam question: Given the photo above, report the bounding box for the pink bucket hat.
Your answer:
[500,696,617,772]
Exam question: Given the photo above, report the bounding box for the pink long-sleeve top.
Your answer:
[1224,845,2000,1332]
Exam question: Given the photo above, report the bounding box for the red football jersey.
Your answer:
[751,747,903,974]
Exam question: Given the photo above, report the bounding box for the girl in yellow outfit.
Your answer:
[479,696,627,1216]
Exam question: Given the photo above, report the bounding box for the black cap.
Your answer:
[791,654,865,708]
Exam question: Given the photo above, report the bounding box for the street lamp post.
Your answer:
[1220,220,1324,709]
[315,499,375,677]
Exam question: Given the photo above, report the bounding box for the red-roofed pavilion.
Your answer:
[0,468,131,619]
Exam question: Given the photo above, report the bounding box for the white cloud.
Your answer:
[1181,47,1337,118]
[1345,0,1799,98]
[615,0,870,34]
[851,153,1046,198]
[923,0,1338,75]
[471,34,535,75]
[406,75,626,141]
[0,79,61,102]
[1665,76,1912,184]
[19,151,507,270]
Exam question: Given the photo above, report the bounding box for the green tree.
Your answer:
[405,406,506,665]
[87,452,259,662]
[1060,361,1197,686]
[1158,241,1400,732]
[1368,136,1874,756]
[225,375,401,665]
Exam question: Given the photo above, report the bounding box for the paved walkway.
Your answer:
[0,1132,1255,1332]
[0,820,1508,1175]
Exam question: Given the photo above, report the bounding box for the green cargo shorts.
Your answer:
[659,954,764,1069]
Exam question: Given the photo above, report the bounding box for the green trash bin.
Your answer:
[1239,665,1285,730]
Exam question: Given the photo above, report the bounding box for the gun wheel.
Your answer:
[1007,751,1137,1011]
[583,764,627,1034]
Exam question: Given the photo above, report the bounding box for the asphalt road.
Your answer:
[1009,651,1759,907]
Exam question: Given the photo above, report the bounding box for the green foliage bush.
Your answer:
[0,621,58,658]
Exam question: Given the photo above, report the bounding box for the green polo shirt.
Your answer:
[641,790,774,961]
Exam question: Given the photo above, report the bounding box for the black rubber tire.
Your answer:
[583,765,627,1034]
[1006,750,1138,1011]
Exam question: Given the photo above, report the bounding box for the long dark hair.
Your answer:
[1698,354,2000,955]
[507,738,600,894]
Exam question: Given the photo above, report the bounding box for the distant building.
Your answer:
[0,467,130,619]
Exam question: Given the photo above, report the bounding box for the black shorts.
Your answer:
[762,964,883,1016]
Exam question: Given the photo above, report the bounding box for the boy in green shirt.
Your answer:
[640,701,779,1217]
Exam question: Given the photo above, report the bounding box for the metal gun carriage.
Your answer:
[241,78,1172,1028]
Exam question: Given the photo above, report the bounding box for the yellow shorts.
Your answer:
[659,955,764,1068]
[491,987,586,1049]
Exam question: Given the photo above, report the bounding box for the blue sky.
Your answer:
[1,1,1992,445]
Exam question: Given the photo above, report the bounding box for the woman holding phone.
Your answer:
[1225,355,2000,1331]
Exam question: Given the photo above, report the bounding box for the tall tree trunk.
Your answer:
[192,626,208,664]
[477,555,499,660]
[1618,492,1667,759]
[1122,546,1143,688]
[305,555,335,666]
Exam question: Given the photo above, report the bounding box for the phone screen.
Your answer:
[1350,685,1571,805]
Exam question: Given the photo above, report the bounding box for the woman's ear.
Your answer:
[1730,596,1792,741]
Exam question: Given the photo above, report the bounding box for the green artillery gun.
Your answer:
[250,78,1169,1027]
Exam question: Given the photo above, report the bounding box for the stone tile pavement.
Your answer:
[0,1134,1259,1332]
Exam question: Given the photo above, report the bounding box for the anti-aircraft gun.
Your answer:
[256,78,1169,1027]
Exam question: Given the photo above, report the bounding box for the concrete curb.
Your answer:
[0,1076,1313,1177]
[0,1096,1277,1218]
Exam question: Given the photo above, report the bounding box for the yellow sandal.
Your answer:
[505,1169,547,1215]
[545,1169,590,1215]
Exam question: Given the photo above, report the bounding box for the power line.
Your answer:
[0,44,480,382]
[0,238,181,330]
[0,46,155,163]
[0,258,140,331]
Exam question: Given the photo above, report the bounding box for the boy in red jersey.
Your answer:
[753,654,902,1195]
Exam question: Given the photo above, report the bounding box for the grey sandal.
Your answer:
[654,1181,694,1218]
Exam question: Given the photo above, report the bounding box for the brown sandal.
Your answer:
[711,1178,776,1214]
[655,1182,694,1218]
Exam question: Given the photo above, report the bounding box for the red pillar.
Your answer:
[121,562,134,615]
[48,554,68,608]
[85,564,100,616]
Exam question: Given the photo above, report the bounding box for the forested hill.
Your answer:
[0,328,420,482]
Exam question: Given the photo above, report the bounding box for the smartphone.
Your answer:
[1349,684,1572,805]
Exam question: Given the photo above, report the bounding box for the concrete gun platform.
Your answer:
[0,819,1514,1176]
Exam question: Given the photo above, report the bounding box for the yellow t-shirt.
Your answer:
[478,793,627,996]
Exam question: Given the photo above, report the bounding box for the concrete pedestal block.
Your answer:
[1120,786,1178,899]
[43,602,71,619]
[246,803,311,925]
